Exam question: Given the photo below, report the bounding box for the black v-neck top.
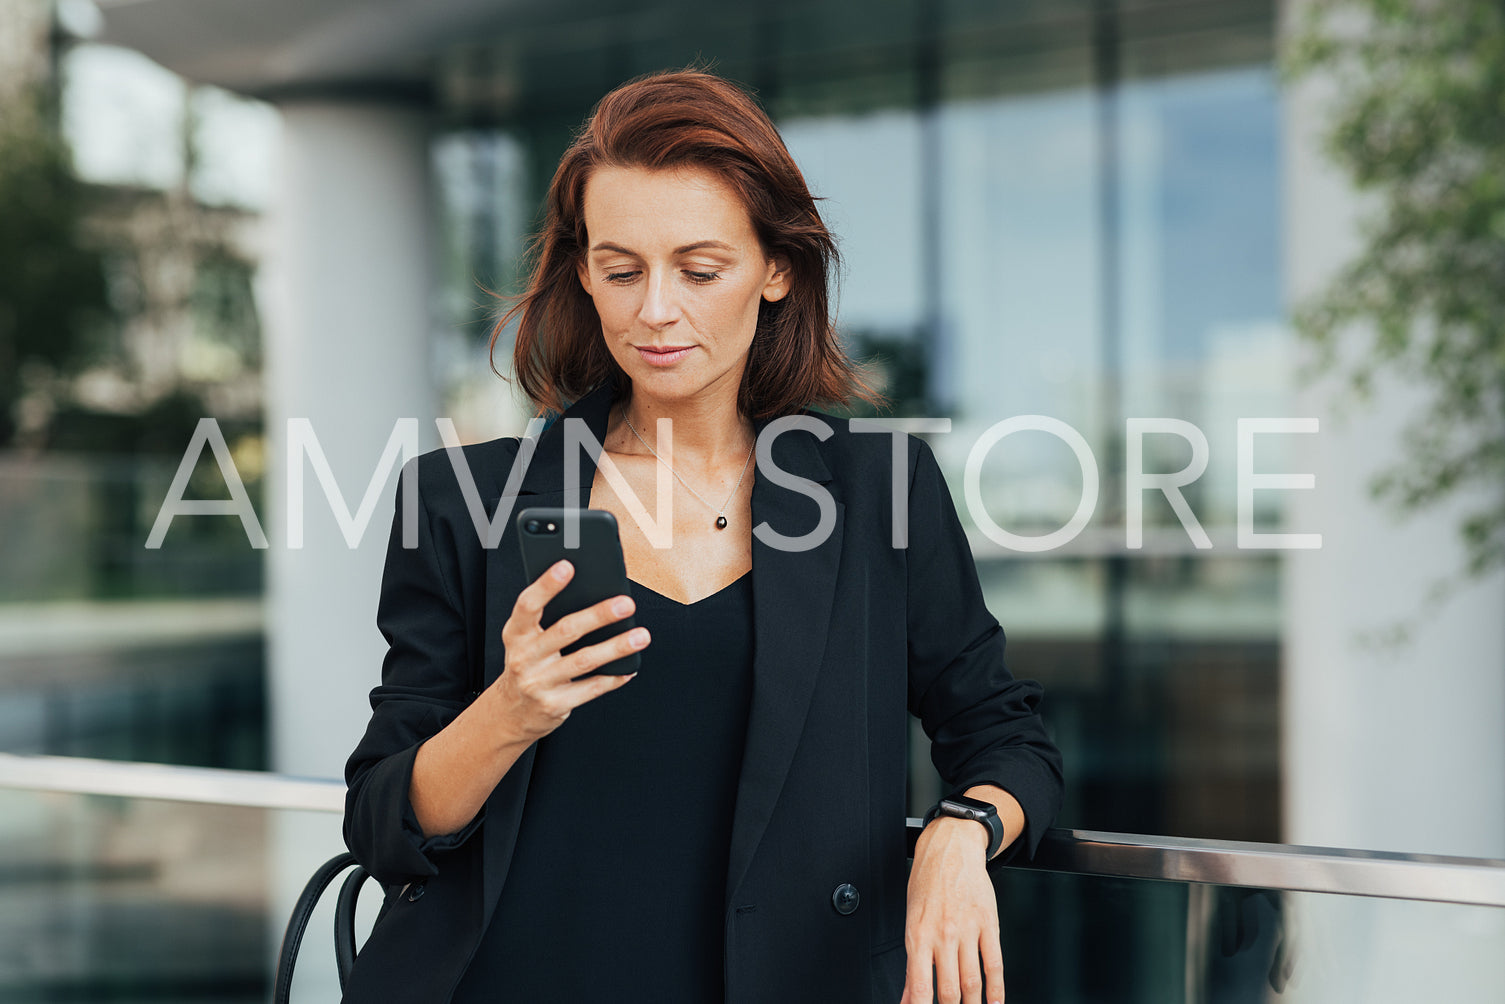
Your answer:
[451,571,755,1004]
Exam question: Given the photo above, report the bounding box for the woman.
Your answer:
[342,69,1063,1004]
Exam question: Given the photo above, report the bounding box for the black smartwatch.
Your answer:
[922,794,1005,860]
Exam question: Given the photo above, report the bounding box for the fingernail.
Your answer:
[552,561,571,580]
[630,628,649,648]
[613,596,633,615]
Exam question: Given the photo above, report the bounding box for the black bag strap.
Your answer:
[274,852,369,1004]
[333,861,371,992]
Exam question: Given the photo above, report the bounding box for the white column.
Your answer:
[259,101,439,998]
[262,101,439,780]
[1279,5,1505,867]
[1278,1,1505,999]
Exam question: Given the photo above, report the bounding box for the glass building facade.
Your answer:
[431,0,1286,843]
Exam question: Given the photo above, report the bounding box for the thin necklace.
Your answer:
[622,412,754,530]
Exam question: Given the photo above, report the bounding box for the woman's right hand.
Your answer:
[491,559,649,744]
[408,559,648,839]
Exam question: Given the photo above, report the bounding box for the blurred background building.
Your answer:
[1,0,1501,1000]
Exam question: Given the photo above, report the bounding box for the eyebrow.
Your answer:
[589,240,737,256]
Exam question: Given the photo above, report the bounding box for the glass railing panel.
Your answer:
[3,768,1502,1003]
[990,866,1505,1004]
[0,787,357,1003]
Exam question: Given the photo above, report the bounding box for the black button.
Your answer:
[406,882,426,902]
[831,883,860,915]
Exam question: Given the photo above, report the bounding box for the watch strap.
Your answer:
[923,794,1005,859]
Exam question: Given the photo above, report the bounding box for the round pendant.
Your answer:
[715,515,728,529]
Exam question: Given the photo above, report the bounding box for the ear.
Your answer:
[761,254,792,303]
[576,257,592,295]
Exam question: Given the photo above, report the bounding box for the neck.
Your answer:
[616,389,754,469]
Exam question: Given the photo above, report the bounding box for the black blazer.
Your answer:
[341,382,1063,1004]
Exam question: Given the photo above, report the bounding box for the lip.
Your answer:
[635,345,695,367]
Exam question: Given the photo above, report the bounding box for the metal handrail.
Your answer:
[1022,828,1505,909]
[0,752,343,812]
[4,753,1503,908]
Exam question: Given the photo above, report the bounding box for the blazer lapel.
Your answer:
[479,384,615,917]
[725,420,844,906]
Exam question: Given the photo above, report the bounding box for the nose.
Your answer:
[637,270,681,329]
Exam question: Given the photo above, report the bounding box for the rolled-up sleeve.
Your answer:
[904,439,1064,862]
[343,457,484,886]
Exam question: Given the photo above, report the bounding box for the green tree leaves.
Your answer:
[1286,0,1505,575]
[0,87,111,445]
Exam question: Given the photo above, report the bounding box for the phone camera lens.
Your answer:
[524,519,541,534]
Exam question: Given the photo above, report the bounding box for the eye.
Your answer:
[603,270,639,284]
[684,270,721,284]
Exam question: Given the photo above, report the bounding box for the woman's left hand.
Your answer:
[901,818,1005,1004]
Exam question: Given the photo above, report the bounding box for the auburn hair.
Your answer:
[491,68,879,418]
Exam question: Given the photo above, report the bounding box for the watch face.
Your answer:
[930,794,1004,859]
[943,795,996,819]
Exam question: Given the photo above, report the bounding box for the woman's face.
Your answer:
[576,164,790,411]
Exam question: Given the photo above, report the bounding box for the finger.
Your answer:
[981,928,1005,1004]
[555,626,651,686]
[508,560,574,630]
[934,942,961,1004]
[558,667,639,710]
[501,562,576,661]
[958,941,984,1004]
[538,593,636,654]
[902,944,933,1004]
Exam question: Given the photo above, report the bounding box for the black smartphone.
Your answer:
[515,506,640,676]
